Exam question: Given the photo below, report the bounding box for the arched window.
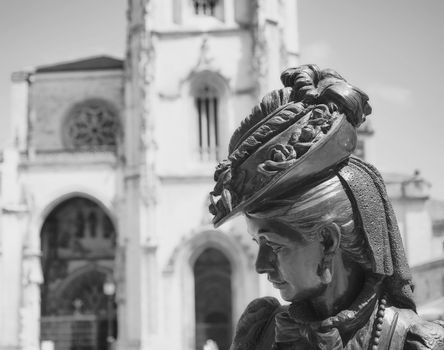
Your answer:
[195,85,220,161]
[194,248,232,350]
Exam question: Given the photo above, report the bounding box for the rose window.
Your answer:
[65,100,120,150]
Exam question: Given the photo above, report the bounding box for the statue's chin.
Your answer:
[282,284,327,303]
[279,290,294,302]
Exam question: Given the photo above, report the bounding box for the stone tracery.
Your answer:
[64,99,120,150]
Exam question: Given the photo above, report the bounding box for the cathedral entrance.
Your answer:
[194,248,232,350]
[40,197,117,350]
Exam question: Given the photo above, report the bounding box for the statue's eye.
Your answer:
[267,243,283,254]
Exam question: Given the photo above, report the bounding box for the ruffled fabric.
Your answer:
[404,319,444,350]
[230,297,281,350]
[274,276,381,349]
[230,287,444,349]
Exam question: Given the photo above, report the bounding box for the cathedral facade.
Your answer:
[0,1,299,349]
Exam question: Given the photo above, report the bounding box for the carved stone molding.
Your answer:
[251,0,268,97]
[18,150,117,168]
[19,253,43,350]
[163,225,254,275]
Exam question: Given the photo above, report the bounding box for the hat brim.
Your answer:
[213,114,356,227]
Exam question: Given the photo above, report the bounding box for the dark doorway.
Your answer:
[194,248,232,350]
[40,197,117,350]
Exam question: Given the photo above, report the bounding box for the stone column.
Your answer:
[0,149,27,350]
[282,0,300,66]
[252,0,300,96]
[0,209,25,350]
[10,71,31,152]
[252,0,269,99]
[19,247,43,350]
[121,1,159,349]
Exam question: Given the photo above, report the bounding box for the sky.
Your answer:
[298,0,444,200]
[0,0,443,199]
[0,0,127,138]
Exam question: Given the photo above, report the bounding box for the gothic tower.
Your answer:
[124,0,299,349]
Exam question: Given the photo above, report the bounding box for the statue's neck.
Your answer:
[309,253,365,320]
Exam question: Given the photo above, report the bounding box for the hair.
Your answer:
[245,175,372,270]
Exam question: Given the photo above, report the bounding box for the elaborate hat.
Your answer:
[209,64,371,227]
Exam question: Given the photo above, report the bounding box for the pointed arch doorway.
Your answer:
[194,247,232,350]
[40,197,118,350]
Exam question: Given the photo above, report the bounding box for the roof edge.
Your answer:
[35,55,124,74]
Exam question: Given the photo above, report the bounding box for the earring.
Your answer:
[318,257,333,284]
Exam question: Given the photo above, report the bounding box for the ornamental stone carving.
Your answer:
[63,99,120,150]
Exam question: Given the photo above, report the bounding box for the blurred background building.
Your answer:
[0,1,443,350]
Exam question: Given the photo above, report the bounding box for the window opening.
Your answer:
[103,216,114,239]
[75,210,84,238]
[193,0,219,16]
[88,212,98,238]
[194,248,231,350]
[195,85,219,161]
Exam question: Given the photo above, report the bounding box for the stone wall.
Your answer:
[29,71,124,152]
[412,258,444,306]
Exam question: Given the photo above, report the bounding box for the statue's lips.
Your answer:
[269,279,288,288]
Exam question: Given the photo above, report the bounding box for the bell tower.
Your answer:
[124,0,299,349]
[125,0,299,179]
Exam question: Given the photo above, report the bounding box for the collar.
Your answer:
[275,275,382,348]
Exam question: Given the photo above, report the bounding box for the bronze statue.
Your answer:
[209,65,444,349]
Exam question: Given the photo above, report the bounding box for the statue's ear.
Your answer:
[318,223,341,284]
[320,223,341,256]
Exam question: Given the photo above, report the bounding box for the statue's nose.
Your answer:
[255,244,276,274]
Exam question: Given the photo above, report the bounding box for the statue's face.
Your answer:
[246,216,325,302]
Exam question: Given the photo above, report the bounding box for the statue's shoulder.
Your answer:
[231,297,282,350]
[385,306,444,350]
[403,315,444,350]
